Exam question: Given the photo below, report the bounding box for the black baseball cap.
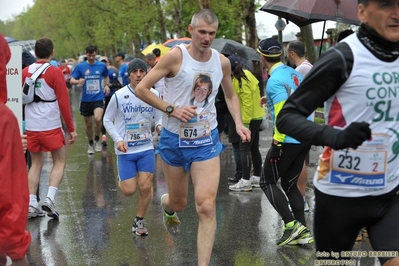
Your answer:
[115,52,125,59]
[257,38,282,58]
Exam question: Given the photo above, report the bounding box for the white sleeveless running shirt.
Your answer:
[162,44,223,134]
[314,34,399,197]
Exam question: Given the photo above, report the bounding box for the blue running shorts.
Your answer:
[117,149,155,181]
[156,128,225,171]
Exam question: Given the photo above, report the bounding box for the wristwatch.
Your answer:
[165,105,174,117]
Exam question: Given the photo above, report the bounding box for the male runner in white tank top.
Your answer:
[135,9,251,266]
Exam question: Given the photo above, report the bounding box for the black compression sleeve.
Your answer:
[276,43,354,147]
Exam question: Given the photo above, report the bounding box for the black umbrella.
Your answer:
[211,39,260,61]
[260,0,360,27]
[260,0,360,56]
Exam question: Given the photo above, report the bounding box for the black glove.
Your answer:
[269,143,282,163]
[333,122,371,150]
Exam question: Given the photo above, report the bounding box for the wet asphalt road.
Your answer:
[22,88,379,266]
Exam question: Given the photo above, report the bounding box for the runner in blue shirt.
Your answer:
[70,45,110,154]
[115,52,129,86]
[257,38,313,247]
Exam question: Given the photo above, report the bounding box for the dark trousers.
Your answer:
[101,96,111,135]
[260,142,311,225]
[240,119,262,179]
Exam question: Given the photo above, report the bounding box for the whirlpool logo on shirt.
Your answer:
[122,103,153,113]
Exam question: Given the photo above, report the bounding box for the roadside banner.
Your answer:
[6,46,23,133]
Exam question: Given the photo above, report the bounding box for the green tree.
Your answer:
[3,0,261,60]
[299,25,316,64]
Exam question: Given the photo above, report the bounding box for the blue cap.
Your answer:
[228,55,241,71]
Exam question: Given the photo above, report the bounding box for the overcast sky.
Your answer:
[0,0,34,22]
[1,0,337,41]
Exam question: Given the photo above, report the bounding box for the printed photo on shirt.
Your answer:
[190,73,213,108]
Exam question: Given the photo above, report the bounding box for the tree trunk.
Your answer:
[173,0,185,37]
[133,33,142,57]
[244,0,263,91]
[244,0,257,49]
[198,0,210,9]
[155,0,167,42]
[299,24,316,64]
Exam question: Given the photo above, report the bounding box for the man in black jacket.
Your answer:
[277,1,399,265]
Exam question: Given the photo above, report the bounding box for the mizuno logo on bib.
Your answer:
[179,112,212,148]
[330,134,388,189]
[126,121,151,147]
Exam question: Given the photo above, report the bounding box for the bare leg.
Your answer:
[84,116,93,141]
[119,177,137,197]
[161,161,189,213]
[118,171,153,217]
[93,107,104,137]
[11,256,29,266]
[49,146,66,188]
[191,156,220,266]
[136,172,154,217]
[28,152,44,195]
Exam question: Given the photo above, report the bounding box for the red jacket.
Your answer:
[0,34,11,103]
[0,103,31,261]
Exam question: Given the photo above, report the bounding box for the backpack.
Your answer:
[110,78,122,90]
[22,63,55,104]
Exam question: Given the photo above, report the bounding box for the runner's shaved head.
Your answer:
[191,9,219,28]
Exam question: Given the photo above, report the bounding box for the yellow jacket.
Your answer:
[232,69,265,127]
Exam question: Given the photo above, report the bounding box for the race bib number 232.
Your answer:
[329,134,388,188]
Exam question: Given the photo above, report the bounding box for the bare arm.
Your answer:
[51,69,77,144]
[69,77,85,85]
[103,76,110,96]
[135,48,197,122]
[219,55,251,142]
[152,90,163,133]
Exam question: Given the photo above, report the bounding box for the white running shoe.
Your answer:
[41,197,59,219]
[229,178,252,192]
[87,144,94,154]
[94,141,102,152]
[28,205,45,219]
[304,200,310,212]
[250,176,260,188]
